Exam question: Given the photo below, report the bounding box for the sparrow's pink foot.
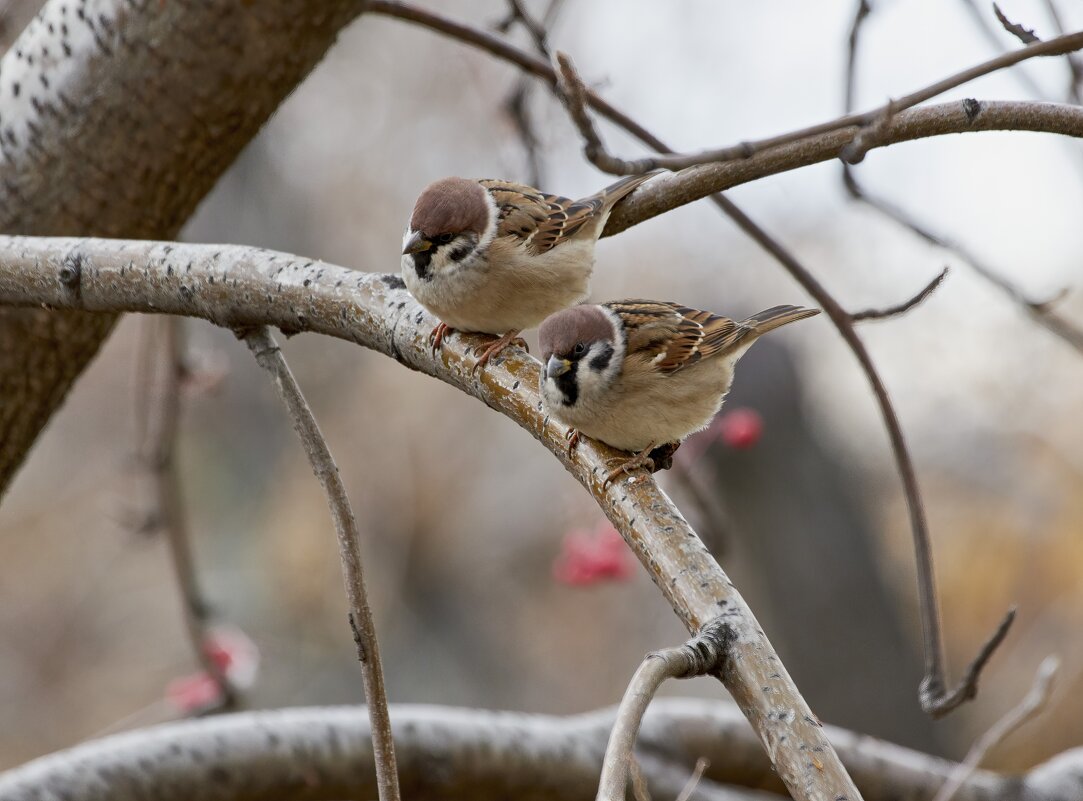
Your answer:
[565,428,581,458]
[471,329,526,375]
[429,322,452,357]
[602,442,658,490]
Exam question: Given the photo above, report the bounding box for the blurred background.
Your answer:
[2,0,1082,774]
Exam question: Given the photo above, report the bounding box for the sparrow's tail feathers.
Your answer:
[596,169,663,211]
[741,305,821,337]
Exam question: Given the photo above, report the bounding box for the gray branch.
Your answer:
[0,235,851,800]
[599,620,732,801]
[602,100,1083,238]
[2,698,1077,801]
[242,327,400,801]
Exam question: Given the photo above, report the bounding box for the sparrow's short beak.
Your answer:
[402,231,432,255]
[546,355,572,379]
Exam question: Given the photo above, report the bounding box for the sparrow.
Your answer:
[401,172,657,372]
[538,300,820,485]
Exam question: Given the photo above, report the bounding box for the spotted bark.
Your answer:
[0,0,363,495]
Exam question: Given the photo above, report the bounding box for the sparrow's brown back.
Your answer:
[607,300,819,376]
[482,171,656,256]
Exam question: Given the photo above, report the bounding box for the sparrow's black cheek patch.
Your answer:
[447,242,473,262]
[589,343,613,372]
[555,362,579,406]
[411,250,434,280]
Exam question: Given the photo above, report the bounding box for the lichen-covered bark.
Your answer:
[0,0,364,495]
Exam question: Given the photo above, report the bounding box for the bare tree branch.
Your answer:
[545,25,1083,174]
[994,3,1041,44]
[498,0,566,187]
[8,0,1076,508]
[843,6,1083,355]
[7,698,1080,801]
[0,235,857,801]
[360,3,1083,239]
[674,758,711,801]
[932,656,1060,801]
[598,620,732,801]
[241,326,399,801]
[135,316,238,712]
[851,267,949,323]
[957,0,1048,99]
[1041,0,1083,102]
[551,47,1015,719]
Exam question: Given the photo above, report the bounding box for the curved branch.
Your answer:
[4,698,1069,801]
[359,3,1083,237]
[552,44,1016,718]
[599,620,733,801]
[602,100,1083,236]
[242,327,400,801]
[0,235,853,801]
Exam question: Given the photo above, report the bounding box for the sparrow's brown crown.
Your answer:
[409,177,490,237]
[539,304,614,361]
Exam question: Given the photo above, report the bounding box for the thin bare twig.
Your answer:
[495,0,554,54]
[674,759,710,801]
[500,0,566,186]
[545,25,1083,174]
[843,6,1083,355]
[994,2,1040,44]
[241,327,399,801]
[598,619,732,801]
[844,0,872,116]
[957,0,1048,99]
[135,316,238,711]
[932,656,1061,801]
[553,44,1017,718]
[1042,0,1083,102]
[362,2,1083,239]
[850,267,949,322]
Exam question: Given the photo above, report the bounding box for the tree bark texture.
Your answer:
[0,0,363,496]
[2,699,1062,801]
[0,235,862,801]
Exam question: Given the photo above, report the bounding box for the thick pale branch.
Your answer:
[5,699,1072,801]
[0,235,849,801]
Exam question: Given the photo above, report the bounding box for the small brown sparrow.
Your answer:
[401,173,656,371]
[538,300,820,485]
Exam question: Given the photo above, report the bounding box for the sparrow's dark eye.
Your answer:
[572,342,587,356]
[434,233,455,245]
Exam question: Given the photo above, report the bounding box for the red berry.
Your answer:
[718,408,763,449]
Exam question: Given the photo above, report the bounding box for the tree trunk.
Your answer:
[0,0,363,496]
